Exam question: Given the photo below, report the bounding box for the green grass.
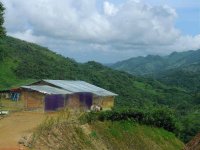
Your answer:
[0,59,36,90]
[90,121,184,150]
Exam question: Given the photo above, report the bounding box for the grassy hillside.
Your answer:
[0,36,199,142]
[0,36,77,89]
[91,122,183,150]
[31,111,184,150]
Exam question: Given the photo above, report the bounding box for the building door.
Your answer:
[79,93,92,108]
[45,95,64,111]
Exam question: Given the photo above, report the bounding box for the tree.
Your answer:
[0,2,6,37]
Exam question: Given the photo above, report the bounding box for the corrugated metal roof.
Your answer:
[43,80,118,96]
[21,85,72,95]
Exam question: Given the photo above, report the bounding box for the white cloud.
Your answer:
[2,0,200,63]
[171,35,200,51]
[9,29,45,43]
[103,1,118,16]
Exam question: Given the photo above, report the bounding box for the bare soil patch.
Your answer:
[0,111,46,150]
[184,133,200,150]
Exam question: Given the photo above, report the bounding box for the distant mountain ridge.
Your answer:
[111,49,200,91]
[111,49,200,76]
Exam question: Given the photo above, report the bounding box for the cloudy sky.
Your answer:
[2,0,200,63]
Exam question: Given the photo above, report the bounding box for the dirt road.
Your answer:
[0,112,46,150]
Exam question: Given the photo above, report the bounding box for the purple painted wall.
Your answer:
[44,93,93,111]
[45,95,64,111]
[79,93,92,108]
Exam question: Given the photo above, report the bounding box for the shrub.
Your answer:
[84,107,178,132]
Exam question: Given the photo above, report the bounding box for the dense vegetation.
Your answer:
[111,55,167,75]
[111,51,200,91]
[0,36,199,142]
[0,2,5,37]
[154,69,200,92]
[111,50,200,76]
[83,108,200,142]
[111,51,200,142]
[82,108,178,133]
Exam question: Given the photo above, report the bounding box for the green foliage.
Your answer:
[156,69,200,92]
[111,55,167,75]
[89,130,98,138]
[83,108,200,143]
[111,50,200,77]
[91,121,184,150]
[111,50,200,142]
[83,108,178,133]
[0,2,5,37]
[111,49,200,92]
[180,112,200,143]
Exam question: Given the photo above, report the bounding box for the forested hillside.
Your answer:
[0,36,192,108]
[154,69,200,92]
[111,50,200,91]
[111,55,167,75]
[111,50,200,75]
[0,36,199,142]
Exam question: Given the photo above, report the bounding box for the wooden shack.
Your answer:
[19,80,117,112]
